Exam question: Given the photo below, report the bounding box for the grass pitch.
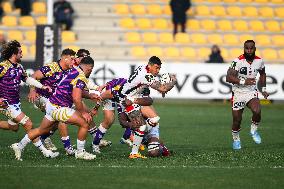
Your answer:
[0,99,283,189]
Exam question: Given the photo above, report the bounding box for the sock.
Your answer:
[77,139,86,152]
[40,130,54,141]
[93,124,107,145]
[88,127,97,139]
[251,120,259,134]
[61,136,71,149]
[33,139,47,152]
[18,134,31,151]
[131,125,146,154]
[123,128,132,140]
[232,130,240,141]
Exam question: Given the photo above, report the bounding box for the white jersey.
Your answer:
[121,64,158,97]
[230,54,265,93]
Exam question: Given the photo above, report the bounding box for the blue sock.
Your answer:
[61,136,71,149]
[123,128,131,140]
[40,130,54,140]
[93,125,107,145]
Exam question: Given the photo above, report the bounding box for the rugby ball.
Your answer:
[160,73,171,84]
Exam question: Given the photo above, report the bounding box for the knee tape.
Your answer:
[19,115,29,126]
[148,141,160,152]
[147,116,160,126]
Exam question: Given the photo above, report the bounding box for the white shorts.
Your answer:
[145,125,160,140]
[45,100,75,122]
[102,99,117,111]
[231,90,258,110]
[0,103,22,125]
[34,96,48,112]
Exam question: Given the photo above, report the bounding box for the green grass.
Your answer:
[0,100,284,189]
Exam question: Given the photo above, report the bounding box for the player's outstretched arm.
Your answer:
[150,75,177,94]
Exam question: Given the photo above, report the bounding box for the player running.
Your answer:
[226,40,269,150]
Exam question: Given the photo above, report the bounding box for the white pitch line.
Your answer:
[0,164,283,169]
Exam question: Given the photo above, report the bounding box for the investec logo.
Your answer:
[43,26,54,65]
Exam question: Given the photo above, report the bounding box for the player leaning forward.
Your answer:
[226,40,269,150]
[11,56,101,160]
[119,56,177,158]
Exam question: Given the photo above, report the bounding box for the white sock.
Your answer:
[33,139,47,152]
[77,139,86,152]
[18,134,31,151]
[250,121,259,134]
[232,131,240,141]
[98,124,107,133]
[131,125,146,154]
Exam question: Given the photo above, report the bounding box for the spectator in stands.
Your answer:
[0,33,6,62]
[0,0,3,18]
[170,0,191,37]
[54,0,74,30]
[14,0,31,16]
[206,45,225,63]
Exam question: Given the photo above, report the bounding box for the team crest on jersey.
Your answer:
[231,61,237,68]
[76,79,86,89]
[239,67,247,75]
[145,74,154,82]
[42,66,51,73]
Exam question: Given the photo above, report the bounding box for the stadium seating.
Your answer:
[197,48,211,59]
[2,16,17,27]
[2,1,12,13]
[7,30,23,41]
[131,46,147,57]
[32,2,47,14]
[147,46,163,57]
[271,35,284,46]
[207,34,223,45]
[159,33,174,43]
[227,6,242,17]
[114,4,129,14]
[191,33,207,44]
[152,18,168,29]
[261,48,278,60]
[36,16,47,25]
[120,18,135,29]
[164,47,180,57]
[180,47,197,59]
[19,16,35,27]
[125,32,141,43]
[62,31,76,42]
[25,30,36,42]
[233,20,249,31]
[142,32,158,43]
[147,4,163,15]
[175,33,190,43]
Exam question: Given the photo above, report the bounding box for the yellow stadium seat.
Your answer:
[281,21,284,30]
[131,46,147,57]
[217,20,233,31]
[230,48,243,58]
[32,2,46,14]
[261,49,278,60]
[211,6,226,17]
[125,32,141,43]
[36,16,47,25]
[62,31,76,42]
[196,6,211,16]
[207,34,223,45]
[249,20,265,31]
[181,47,197,59]
[25,30,36,42]
[175,33,190,43]
[147,46,163,57]
[207,0,223,2]
[159,33,174,44]
[114,4,129,14]
[2,16,17,27]
[275,8,284,18]
[271,0,284,3]
[200,19,216,30]
[65,45,80,52]
[271,35,284,46]
[265,21,281,32]
[243,7,258,17]
[136,18,151,29]
[21,45,28,56]
[152,19,168,29]
[163,5,171,15]
[278,49,284,59]
[255,35,271,46]
[224,34,239,45]
[30,45,36,56]
[238,0,253,2]
[197,47,211,59]
[187,20,200,30]
[130,4,146,15]
[254,0,269,3]
[7,30,23,41]
[259,7,274,18]
[227,6,242,17]
[190,33,207,44]
[233,20,249,31]
[239,34,254,43]
[220,48,229,60]
[2,2,12,13]
[147,4,162,15]
[120,18,135,29]
[223,0,236,3]
[19,16,35,27]
[142,32,158,43]
[164,47,180,57]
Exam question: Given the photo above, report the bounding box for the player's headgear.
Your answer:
[148,56,162,65]
[1,40,21,60]
[76,49,90,58]
[80,56,94,65]
[61,48,76,56]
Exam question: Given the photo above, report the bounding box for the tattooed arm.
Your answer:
[150,75,177,94]
[226,68,255,85]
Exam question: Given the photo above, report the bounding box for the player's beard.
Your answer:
[244,52,255,62]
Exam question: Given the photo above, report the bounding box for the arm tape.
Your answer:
[26,77,43,89]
